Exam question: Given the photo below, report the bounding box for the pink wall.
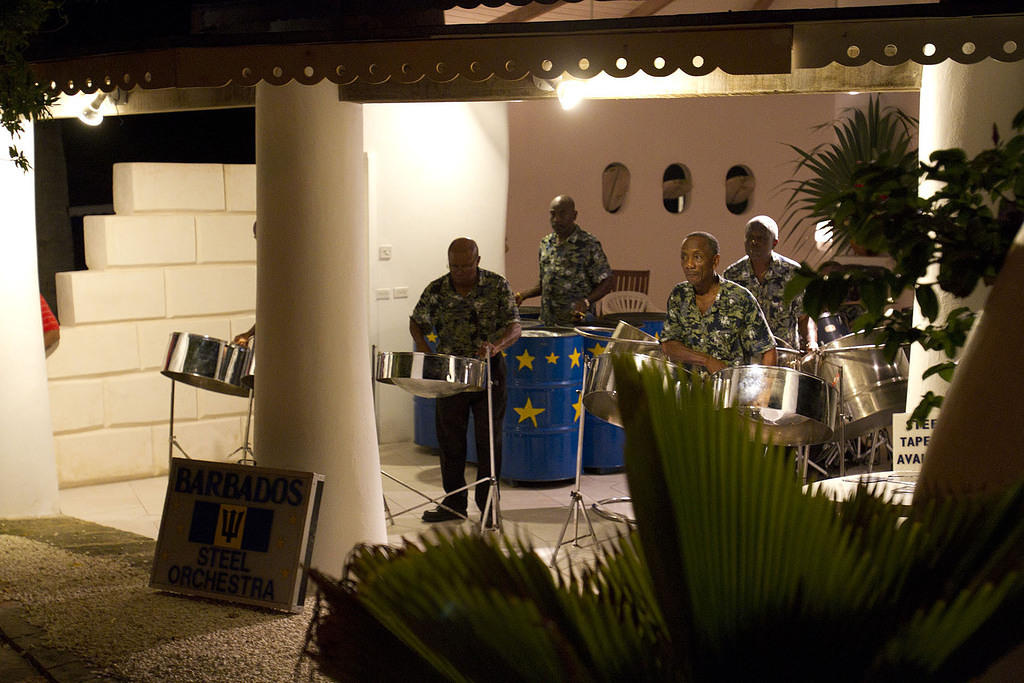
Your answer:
[505,92,919,309]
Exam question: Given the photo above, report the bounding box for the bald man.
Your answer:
[661,231,776,375]
[410,238,521,525]
[516,195,613,326]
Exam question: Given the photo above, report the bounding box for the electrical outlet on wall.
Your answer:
[378,245,393,260]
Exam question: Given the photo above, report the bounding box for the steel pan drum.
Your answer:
[162,332,253,398]
[775,344,803,370]
[375,351,486,398]
[816,312,851,345]
[800,330,908,438]
[583,351,685,428]
[714,365,838,446]
[241,337,255,389]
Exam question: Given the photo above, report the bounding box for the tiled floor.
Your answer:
[58,440,637,572]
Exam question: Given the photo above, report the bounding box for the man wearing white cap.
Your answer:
[723,215,815,351]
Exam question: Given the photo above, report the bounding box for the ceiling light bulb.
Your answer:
[78,93,107,126]
[556,80,584,110]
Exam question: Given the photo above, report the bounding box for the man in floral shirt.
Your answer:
[410,238,521,524]
[723,215,815,351]
[515,195,613,326]
[661,232,777,376]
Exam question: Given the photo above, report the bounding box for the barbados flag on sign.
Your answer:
[188,500,274,552]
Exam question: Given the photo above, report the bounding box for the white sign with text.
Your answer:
[890,411,939,473]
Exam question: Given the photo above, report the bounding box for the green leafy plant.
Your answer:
[782,99,1024,424]
[1,0,61,170]
[781,96,919,262]
[304,358,1024,681]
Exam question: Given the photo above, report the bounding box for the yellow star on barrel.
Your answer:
[569,348,582,368]
[514,397,545,428]
[589,342,607,356]
[545,351,560,364]
[572,394,583,422]
[516,348,536,370]
[426,332,438,344]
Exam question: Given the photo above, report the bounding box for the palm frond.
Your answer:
[613,356,1024,681]
[307,356,1024,683]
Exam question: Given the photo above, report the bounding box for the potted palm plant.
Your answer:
[781,98,1024,423]
[303,359,1024,681]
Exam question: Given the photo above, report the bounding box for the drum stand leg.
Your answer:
[226,389,256,466]
[376,359,499,530]
[380,470,473,520]
[477,361,501,533]
[550,359,600,568]
[167,380,191,467]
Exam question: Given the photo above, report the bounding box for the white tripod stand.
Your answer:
[376,351,501,533]
[549,355,599,567]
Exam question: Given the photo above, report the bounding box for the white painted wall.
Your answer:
[0,122,61,517]
[47,163,257,488]
[364,102,510,443]
[505,92,920,308]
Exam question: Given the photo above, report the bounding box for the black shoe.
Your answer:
[421,506,465,523]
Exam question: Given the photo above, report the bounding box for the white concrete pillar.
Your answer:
[255,81,386,573]
[0,123,60,517]
[907,58,1024,410]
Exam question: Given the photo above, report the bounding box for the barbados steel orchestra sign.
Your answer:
[151,459,325,612]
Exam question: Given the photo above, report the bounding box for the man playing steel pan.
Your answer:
[515,194,614,325]
[661,231,777,376]
[723,215,816,352]
[410,238,522,525]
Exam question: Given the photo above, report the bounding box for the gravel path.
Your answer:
[0,535,328,682]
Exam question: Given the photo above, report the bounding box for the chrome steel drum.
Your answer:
[775,345,803,370]
[583,351,685,428]
[714,365,838,446]
[161,332,253,398]
[800,330,908,438]
[816,312,851,345]
[241,337,255,389]
[375,351,486,398]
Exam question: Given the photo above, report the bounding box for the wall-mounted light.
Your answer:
[77,93,107,126]
[556,79,585,110]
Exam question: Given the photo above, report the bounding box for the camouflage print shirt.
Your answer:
[723,252,804,348]
[661,277,775,376]
[538,226,613,326]
[411,268,519,358]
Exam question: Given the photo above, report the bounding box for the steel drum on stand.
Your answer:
[578,322,674,472]
[161,332,255,465]
[799,330,908,438]
[714,365,839,446]
[375,350,490,524]
[408,337,478,458]
[162,332,253,398]
[502,328,582,483]
[376,351,487,397]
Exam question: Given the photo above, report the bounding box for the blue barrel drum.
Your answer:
[580,327,627,473]
[600,312,666,340]
[501,328,583,483]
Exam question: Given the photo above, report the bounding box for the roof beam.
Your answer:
[489,1,566,23]
[625,0,676,18]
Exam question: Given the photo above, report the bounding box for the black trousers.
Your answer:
[434,354,506,513]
